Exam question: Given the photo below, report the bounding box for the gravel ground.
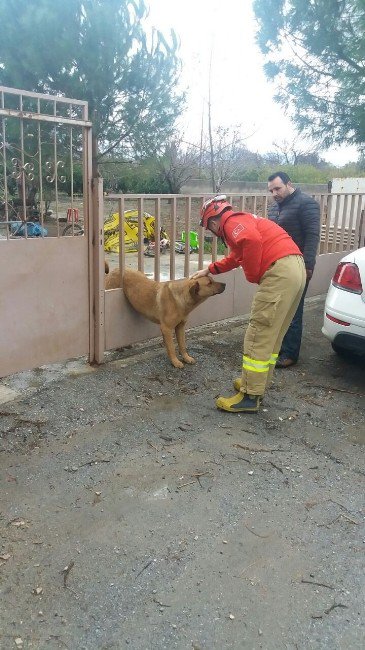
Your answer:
[0,298,364,650]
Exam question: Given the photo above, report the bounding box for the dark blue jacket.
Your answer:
[268,189,320,271]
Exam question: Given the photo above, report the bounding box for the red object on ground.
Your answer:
[67,208,79,222]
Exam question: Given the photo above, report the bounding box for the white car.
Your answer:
[322,246,365,357]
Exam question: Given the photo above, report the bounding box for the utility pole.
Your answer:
[207,49,216,192]
[199,102,204,178]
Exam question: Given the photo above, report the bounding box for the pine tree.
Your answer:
[253,0,365,151]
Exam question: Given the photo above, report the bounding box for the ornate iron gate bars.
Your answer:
[0,85,92,239]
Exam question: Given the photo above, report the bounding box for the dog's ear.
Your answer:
[189,281,200,298]
[105,261,110,275]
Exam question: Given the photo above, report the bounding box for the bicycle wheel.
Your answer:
[62,223,84,236]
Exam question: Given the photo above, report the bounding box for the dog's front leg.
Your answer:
[175,321,196,364]
[160,324,184,368]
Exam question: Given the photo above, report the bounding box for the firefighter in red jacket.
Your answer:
[194,195,306,413]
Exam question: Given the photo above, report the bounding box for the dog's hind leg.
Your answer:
[160,324,184,368]
[175,321,196,365]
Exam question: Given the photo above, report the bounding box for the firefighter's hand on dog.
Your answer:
[192,268,210,279]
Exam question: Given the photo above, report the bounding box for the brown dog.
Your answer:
[104,261,120,288]
[105,265,226,368]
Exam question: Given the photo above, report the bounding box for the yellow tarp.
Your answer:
[104,210,155,253]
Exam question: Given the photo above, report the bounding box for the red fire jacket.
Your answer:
[208,211,302,284]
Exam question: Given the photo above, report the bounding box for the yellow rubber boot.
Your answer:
[216,392,261,413]
[233,378,265,402]
[233,378,242,391]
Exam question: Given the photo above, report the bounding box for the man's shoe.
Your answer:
[216,392,261,413]
[275,356,297,368]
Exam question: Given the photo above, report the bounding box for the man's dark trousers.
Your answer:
[279,280,310,362]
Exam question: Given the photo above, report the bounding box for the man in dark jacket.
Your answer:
[267,171,320,368]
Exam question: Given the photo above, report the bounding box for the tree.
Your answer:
[203,52,258,191]
[0,0,185,174]
[272,138,325,166]
[200,126,256,192]
[156,137,201,194]
[209,127,252,192]
[253,0,365,151]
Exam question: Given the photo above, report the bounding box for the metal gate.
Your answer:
[0,86,94,378]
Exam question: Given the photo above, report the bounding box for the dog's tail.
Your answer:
[105,260,110,274]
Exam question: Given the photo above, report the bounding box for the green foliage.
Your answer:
[203,239,227,255]
[101,160,170,194]
[64,164,83,195]
[0,0,185,162]
[99,156,365,196]
[256,162,365,184]
[237,168,260,182]
[253,0,365,149]
[259,164,331,184]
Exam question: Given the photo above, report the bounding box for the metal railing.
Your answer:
[104,192,365,280]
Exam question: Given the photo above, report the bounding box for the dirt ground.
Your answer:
[0,299,364,650]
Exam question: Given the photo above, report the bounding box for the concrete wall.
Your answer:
[104,251,344,352]
[181,179,329,195]
[0,237,90,378]
[331,177,365,193]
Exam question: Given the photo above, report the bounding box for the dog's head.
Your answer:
[189,275,226,301]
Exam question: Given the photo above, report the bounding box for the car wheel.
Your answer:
[331,342,359,362]
[331,342,344,355]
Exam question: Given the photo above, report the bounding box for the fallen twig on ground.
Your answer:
[204,459,224,466]
[269,461,284,474]
[324,601,348,615]
[329,498,357,516]
[224,454,251,464]
[306,383,365,398]
[5,416,47,434]
[136,559,153,578]
[62,560,74,587]
[78,458,111,467]
[303,397,325,407]
[235,561,259,577]
[312,601,349,618]
[177,481,196,489]
[233,443,289,453]
[191,471,211,489]
[153,597,171,607]
[318,513,360,527]
[244,524,270,539]
[147,439,162,459]
[301,578,335,590]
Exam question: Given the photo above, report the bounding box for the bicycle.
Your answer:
[61,222,84,236]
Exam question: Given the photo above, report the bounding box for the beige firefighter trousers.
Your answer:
[240,254,306,396]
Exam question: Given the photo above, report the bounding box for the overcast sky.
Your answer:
[147,0,359,166]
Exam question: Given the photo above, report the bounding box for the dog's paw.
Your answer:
[171,358,185,369]
[182,355,196,364]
